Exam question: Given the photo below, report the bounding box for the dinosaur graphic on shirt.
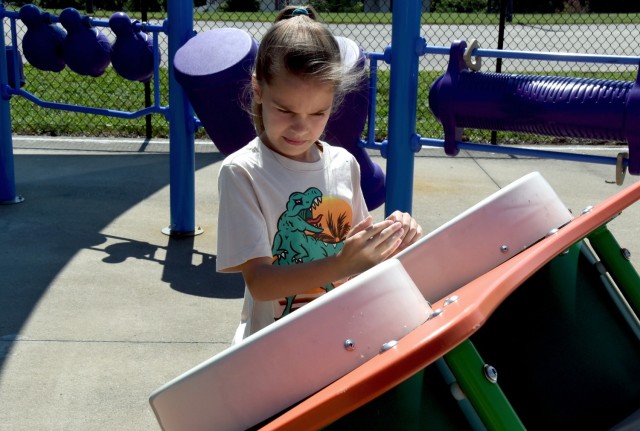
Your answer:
[272,187,351,318]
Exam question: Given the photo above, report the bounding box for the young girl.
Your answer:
[216,5,423,344]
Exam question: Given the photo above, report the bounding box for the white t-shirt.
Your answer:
[216,137,369,343]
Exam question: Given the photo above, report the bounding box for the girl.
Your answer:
[216,5,422,343]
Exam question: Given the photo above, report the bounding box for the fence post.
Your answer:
[0,4,23,204]
[491,0,509,145]
[164,0,201,236]
[141,0,152,140]
[385,0,421,215]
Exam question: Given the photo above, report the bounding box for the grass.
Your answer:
[10,65,172,138]
[9,63,635,144]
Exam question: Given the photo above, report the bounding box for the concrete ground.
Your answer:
[1,136,638,430]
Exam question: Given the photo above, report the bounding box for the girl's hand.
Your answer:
[385,211,423,252]
[336,215,404,275]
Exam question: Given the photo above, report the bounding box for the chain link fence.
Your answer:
[3,0,640,144]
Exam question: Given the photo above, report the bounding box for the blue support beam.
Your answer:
[164,1,201,236]
[0,4,23,204]
[385,0,422,215]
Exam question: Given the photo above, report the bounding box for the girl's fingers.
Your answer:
[349,215,373,237]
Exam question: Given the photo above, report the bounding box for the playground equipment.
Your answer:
[261,179,640,431]
[173,28,257,157]
[0,3,199,235]
[149,172,575,430]
[109,12,155,83]
[59,7,111,77]
[429,39,640,176]
[18,4,66,72]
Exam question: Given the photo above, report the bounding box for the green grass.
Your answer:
[9,64,634,143]
[11,65,172,138]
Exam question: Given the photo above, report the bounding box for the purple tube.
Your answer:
[173,28,257,156]
[429,40,640,174]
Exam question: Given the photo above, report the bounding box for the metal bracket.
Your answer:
[463,39,482,71]
[616,152,628,185]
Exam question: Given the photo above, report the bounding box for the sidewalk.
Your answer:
[1,137,638,430]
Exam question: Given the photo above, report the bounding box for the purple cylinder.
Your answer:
[429,40,640,174]
[325,36,385,210]
[173,28,257,156]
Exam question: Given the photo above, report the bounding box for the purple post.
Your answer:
[324,36,385,210]
[173,28,257,156]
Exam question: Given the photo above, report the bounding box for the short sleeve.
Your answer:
[216,163,272,272]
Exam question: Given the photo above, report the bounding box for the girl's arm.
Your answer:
[239,216,404,301]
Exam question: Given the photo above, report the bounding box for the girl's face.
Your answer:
[254,72,335,162]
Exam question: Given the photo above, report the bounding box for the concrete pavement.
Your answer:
[1,136,639,430]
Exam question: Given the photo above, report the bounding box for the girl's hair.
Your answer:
[251,5,365,135]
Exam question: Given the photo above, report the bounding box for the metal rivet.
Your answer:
[483,364,498,383]
[582,206,594,215]
[380,340,398,353]
[546,228,559,237]
[344,339,356,351]
[444,295,459,306]
[500,245,509,253]
[430,308,444,319]
[621,248,632,260]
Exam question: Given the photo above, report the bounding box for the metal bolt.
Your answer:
[621,248,632,261]
[430,308,444,319]
[483,364,498,383]
[582,206,594,215]
[344,339,356,351]
[444,295,459,307]
[500,245,509,253]
[380,340,398,353]
[546,228,559,237]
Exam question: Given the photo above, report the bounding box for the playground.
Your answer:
[2,1,640,430]
[0,137,637,430]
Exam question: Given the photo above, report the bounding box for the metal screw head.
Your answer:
[621,248,632,261]
[483,364,498,383]
[344,339,356,351]
[444,295,459,307]
[546,228,559,237]
[582,206,594,215]
[380,340,398,353]
[430,308,444,319]
[500,245,509,253]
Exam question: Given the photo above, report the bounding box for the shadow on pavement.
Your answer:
[0,150,243,369]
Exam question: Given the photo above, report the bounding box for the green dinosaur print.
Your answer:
[272,187,347,318]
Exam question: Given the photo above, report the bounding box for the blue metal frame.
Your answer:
[164,0,200,236]
[383,0,423,215]
[0,3,20,204]
[0,4,200,235]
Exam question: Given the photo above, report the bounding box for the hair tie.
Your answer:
[292,7,309,17]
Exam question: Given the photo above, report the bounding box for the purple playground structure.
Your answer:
[429,40,640,175]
